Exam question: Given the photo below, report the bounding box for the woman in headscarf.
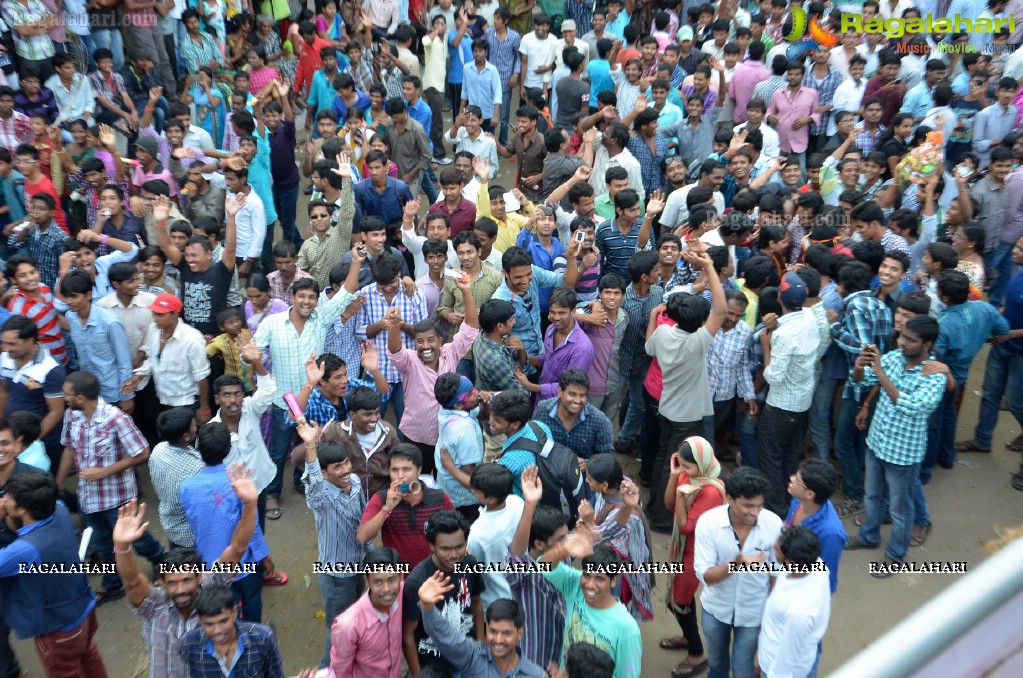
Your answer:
[662,435,726,678]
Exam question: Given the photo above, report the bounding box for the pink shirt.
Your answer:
[729,59,772,124]
[328,587,403,678]
[389,322,479,445]
[248,66,281,96]
[767,85,821,154]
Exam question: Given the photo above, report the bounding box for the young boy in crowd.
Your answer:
[205,308,255,393]
[473,298,527,393]
[434,372,487,523]
[267,240,314,305]
[466,463,525,608]
[320,386,399,497]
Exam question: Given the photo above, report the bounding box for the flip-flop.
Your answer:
[659,636,689,650]
[266,506,282,520]
[911,523,931,547]
[954,440,990,453]
[672,659,708,677]
[1011,473,1023,492]
[262,571,288,586]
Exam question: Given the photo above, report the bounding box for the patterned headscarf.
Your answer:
[445,376,475,409]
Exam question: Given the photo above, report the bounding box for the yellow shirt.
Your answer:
[475,182,536,253]
[205,328,255,391]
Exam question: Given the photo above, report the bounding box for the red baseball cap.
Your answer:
[149,294,183,314]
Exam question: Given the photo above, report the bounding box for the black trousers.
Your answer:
[757,404,810,516]
[649,414,705,531]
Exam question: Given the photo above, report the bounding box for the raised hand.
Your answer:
[401,276,417,298]
[98,124,116,149]
[403,196,421,219]
[418,570,455,608]
[577,498,595,527]
[148,86,163,104]
[113,499,150,547]
[560,530,596,559]
[151,195,170,224]
[521,464,543,504]
[337,152,352,178]
[304,353,325,385]
[582,126,596,145]
[572,165,592,183]
[225,191,246,217]
[621,478,640,509]
[240,343,262,365]
[226,464,258,505]
[294,417,322,446]
[360,340,379,371]
[473,154,491,180]
[646,189,666,216]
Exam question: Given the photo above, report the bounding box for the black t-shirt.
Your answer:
[179,260,233,337]
[555,78,591,127]
[402,554,485,674]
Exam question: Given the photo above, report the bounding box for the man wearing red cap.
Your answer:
[120,293,211,420]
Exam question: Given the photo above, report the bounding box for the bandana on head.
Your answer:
[446,376,474,409]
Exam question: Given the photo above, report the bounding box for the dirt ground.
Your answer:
[10,127,1023,677]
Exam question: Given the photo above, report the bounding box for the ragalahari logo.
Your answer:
[784,9,841,62]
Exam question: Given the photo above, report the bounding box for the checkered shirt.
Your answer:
[830,290,894,399]
[707,323,756,403]
[355,284,428,383]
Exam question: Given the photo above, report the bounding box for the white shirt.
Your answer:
[483,247,504,270]
[467,494,525,607]
[134,319,212,406]
[446,127,499,179]
[763,308,821,412]
[897,54,926,92]
[662,184,726,229]
[211,372,278,493]
[830,78,868,136]
[228,187,266,260]
[183,124,214,152]
[758,566,832,678]
[828,44,867,80]
[734,122,781,162]
[401,220,461,280]
[519,32,557,89]
[694,504,784,627]
[590,135,645,199]
[95,291,156,356]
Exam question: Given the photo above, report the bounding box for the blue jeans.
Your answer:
[82,505,164,592]
[737,391,765,470]
[262,186,302,270]
[318,574,361,668]
[986,242,1014,308]
[922,384,963,481]
[231,562,264,623]
[858,447,919,562]
[835,394,870,502]
[974,342,1023,447]
[91,29,124,71]
[419,166,439,204]
[701,608,759,678]
[268,404,295,499]
[380,381,405,426]
[808,378,840,461]
[499,88,512,146]
[617,371,647,445]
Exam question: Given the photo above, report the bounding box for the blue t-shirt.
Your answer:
[447,29,474,84]
[588,59,614,103]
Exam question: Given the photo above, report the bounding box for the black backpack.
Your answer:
[508,422,584,520]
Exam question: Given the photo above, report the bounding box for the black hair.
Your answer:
[157,407,196,446]
[926,242,958,270]
[65,371,100,400]
[4,471,58,520]
[469,464,514,503]
[425,509,470,544]
[883,250,911,275]
[598,272,627,293]
[388,443,422,469]
[453,230,483,252]
[937,270,970,305]
[724,466,770,500]
[316,440,351,470]
[850,240,885,273]
[371,252,402,285]
[529,504,570,549]
[59,271,93,298]
[347,386,381,413]
[564,642,615,678]
[501,246,533,272]
[196,422,231,466]
[6,410,40,447]
[2,314,38,340]
[489,390,532,428]
[837,261,873,295]
[434,372,463,408]
[904,314,940,345]
[897,290,931,316]
[558,368,590,392]
[194,585,237,617]
[804,243,834,278]
[581,543,622,582]
[795,267,821,297]
[628,250,660,283]
[478,298,516,333]
[585,454,624,492]
[486,599,526,629]
[797,458,838,503]
[548,287,577,311]
[778,525,822,567]
[665,291,711,333]
[422,238,448,259]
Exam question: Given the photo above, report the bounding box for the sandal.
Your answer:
[659,636,689,650]
[911,523,931,547]
[262,571,288,586]
[1011,472,1023,492]
[266,504,282,520]
[853,515,892,527]
[672,659,708,677]
[1006,435,1023,453]
[954,440,990,453]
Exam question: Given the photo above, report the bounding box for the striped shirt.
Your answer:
[148,443,204,548]
[619,283,663,377]
[595,218,649,279]
[61,398,149,514]
[506,551,566,667]
[179,621,285,678]
[254,286,357,410]
[707,323,756,403]
[205,330,255,393]
[7,221,68,290]
[1,0,55,61]
[354,284,428,384]
[803,66,843,137]
[830,290,894,399]
[304,462,366,578]
[7,286,65,363]
[485,27,522,85]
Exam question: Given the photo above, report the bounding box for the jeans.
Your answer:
[737,393,764,470]
[617,371,647,445]
[649,410,703,530]
[424,87,446,159]
[986,242,1014,308]
[638,388,661,485]
[974,342,1023,447]
[92,29,124,71]
[232,562,265,623]
[0,616,18,678]
[499,87,513,146]
[82,505,165,592]
[318,574,362,668]
[33,609,106,678]
[922,384,963,481]
[419,166,439,204]
[380,381,406,427]
[859,447,920,561]
[808,378,841,461]
[268,404,295,499]
[701,609,759,678]
[757,404,809,516]
[835,394,870,502]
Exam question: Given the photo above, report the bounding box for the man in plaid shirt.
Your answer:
[844,316,947,576]
[55,370,164,606]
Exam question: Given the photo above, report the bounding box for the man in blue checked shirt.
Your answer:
[290,347,391,428]
[844,315,947,577]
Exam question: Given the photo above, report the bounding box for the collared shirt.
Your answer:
[900,82,934,121]
[1,0,56,60]
[388,118,432,177]
[355,284,430,384]
[436,407,485,507]
[61,398,148,514]
[0,111,30,154]
[438,265,503,320]
[768,86,821,154]
[784,498,847,593]
[7,222,67,289]
[694,503,784,627]
[538,323,594,400]
[448,127,499,179]
[485,26,522,85]
[427,195,478,237]
[576,304,627,396]
[134,319,210,406]
[970,175,1010,253]
[763,309,821,412]
[209,373,277,494]
[304,462,366,574]
[1003,167,1023,246]
[752,76,788,114]
[854,124,887,155]
[974,103,1019,169]
[472,334,524,392]
[595,218,649,280]
[267,269,314,306]
[354,177,414,225]
[860,350,948,465]
[627,128,674,194]
[7,285,66,363]
[14,88,58,124]
[620,283,663,377]
[730,59,772,124]
[534,397,614,459]
[96,291,155,357]
[149,443,204,548]
[65,306,134,404]
[589,138,644,200]
[421,606,546,678]
[492,265,566,359]
[0,347,65,448]
[936,301,1011,382]
[390,322,478,444]
[330,589,404,678]
[179,620,284,678]
[707,323,756,403]
[179,31,224,73]
[830,290,894,399]
[506,550,566,667]
[803,66,843,136]
[255,287,356,409]
[297,222,354,289]
[45,74,95,123]
[516,231,564,312]
[462,60,503,119]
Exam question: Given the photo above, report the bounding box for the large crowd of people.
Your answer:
[0,0,1022,676]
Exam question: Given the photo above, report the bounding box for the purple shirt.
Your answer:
[267,119,300,191]
[767,85,821,154]
[538,322,594,399]
[580,319,616,396]
[729,59,772,124]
